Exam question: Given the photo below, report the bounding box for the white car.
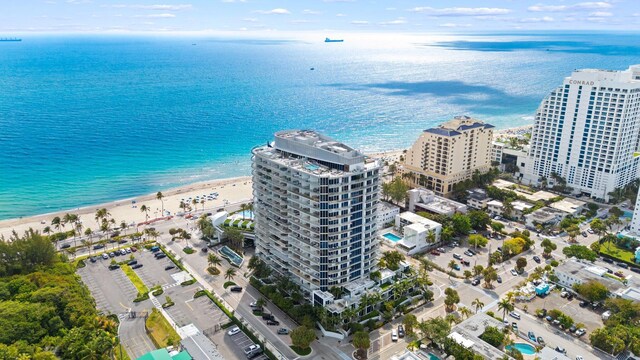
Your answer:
[576,356,584,360]
[227,326,241,336]
[509,311,521,320]
[391,330,398,342]
[511,269,519,276]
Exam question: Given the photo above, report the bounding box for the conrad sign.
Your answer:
[569,80,595,86]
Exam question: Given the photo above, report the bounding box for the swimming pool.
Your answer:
[383,233,402,242]
[428,353,440,360]
[219,245,244,267]
[505,343,536,355]
[239,210,254,220]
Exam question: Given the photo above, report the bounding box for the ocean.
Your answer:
[1,31,639,219]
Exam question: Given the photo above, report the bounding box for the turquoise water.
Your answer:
[623,210,633,219]
[428,353,440,360]
[219,245,243,267]
[1,32,639,219]
[506,343,537,355]
[383,233,402,242]
[239,210,254,220]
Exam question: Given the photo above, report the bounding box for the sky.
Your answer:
[2,0,639,34]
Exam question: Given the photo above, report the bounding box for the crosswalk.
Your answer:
[150,296,162,308]
[162,282,180,290]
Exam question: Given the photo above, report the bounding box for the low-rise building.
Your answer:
[486,199,533,220]
[466,188,492,209]
[549,198,586,217]
[378,201,401,228]
[492,179,557,202]
[525,207,567,228]
[554,259,640,302]
[393,212,442,255]
[449,313,508,360]
[407,188,467,216]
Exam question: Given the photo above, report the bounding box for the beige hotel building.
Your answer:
[402,116,494,196]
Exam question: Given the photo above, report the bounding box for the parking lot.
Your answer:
[130,249,182,287]
[77,255,142,315]
[521,290,604,336]
[164,289,228,332]
[214,327,268,360]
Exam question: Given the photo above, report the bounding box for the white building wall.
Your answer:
[524,65,640,201]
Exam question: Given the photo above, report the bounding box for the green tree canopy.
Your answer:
[574,280,609,302]
[562,245,598,261]
[290,325,316,350]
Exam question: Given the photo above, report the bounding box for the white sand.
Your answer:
[0,176,253,239]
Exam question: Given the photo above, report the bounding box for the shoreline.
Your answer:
[0,150,405,239]
[0,122,533,238]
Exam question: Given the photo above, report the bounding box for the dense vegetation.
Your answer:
[0,230,118,359]
[590,298,640,355]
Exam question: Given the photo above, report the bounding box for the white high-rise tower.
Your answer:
[523,65,640,201]
[252,130,381,298]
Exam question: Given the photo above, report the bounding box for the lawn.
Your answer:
[146,308,180,348]
[600,241,637,263]
[290,346,312,356]
[121,264,149,295]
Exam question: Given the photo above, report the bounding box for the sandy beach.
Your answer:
[0,150,406,239]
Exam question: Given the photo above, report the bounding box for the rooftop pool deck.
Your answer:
[219,245,244,267]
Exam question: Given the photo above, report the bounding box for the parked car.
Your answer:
[155,253,167,259]
[150,246,160,252]
[227,326,241,336]
[467,249,476,255]
[552,319,561,326]
[118,239,128,244]
[453,253,462,260]
[430,250,440,256]
[108,264,120,270]
[528,331,536,342]
[109,252,115,258]
[165,265,176,271]
[511,323,518,331]
[102,253,109,260]
[94,244,105,250]
[545,315,553,322]
[581,231,588,237]
[510,269,518,276]
[89,257,97,263]
[125,248,131,254]
[537,337,545,346]
[496,276,502,283]
[579,301,589,308]
[555,347,567,354]
[131,247,137,252]
[132,264,143,269]
[602,257,613,264]
[533,255,541,263]
[464,251,473,257]
[230,286,243,292]
[391,330,398,342]
[453,264,461,271]
[617,262,629,269]
[266,319,280,326]
[277,328,289,335]
[262,313,274,321]
[243,344,261,356]
[201,247,208,253]
[575,328,586,336]
[127,260,138,266]
[461,260,470,266]
[560,291,568,298]
[437,248,446,253]
[398,325,405,338]
[471,278,480,286]
[509,311,521,320]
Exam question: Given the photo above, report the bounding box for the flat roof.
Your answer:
[398,212,441,227]
[550,198,586,213]
[424,116,494,137]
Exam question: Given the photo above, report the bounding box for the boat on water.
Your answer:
[324,37,344,43]
[0,38,22,42]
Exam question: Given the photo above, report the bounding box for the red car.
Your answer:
[430,250,440,256]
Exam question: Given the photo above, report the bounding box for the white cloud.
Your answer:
[302,9,322,15]
[134,13,176,18]
[385,8,396,11]
[351,20,369,25]
[520,16,554,22]
[410,7,512,16]
[255,8,291,15]
[378,17,407,25]
[336,13,346,17]
[589,11,612,17]
[291,20,312,24]
[438,23,472,27]
[107,4,192,10]
[242,18,258,22]
[528,2,612,12]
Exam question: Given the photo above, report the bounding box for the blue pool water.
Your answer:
[383,233,402,242]
[506,343,537,355]
[623,210,634,219]
[219,245,244,267]
[428,353,440,360]
[239,210,254,220]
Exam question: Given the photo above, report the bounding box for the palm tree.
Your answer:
[427,230,436,245]
[447,260,456,279]
[51,216,61,232]
[472,298,484,314]
[256,297,267,310]
[498,298,514,321]
[43,226,51,236]
[459,306,472,320]
[120,220,128,235]
[208,254,222,269]
[200,198,206,211]
[140,205,150,222]
[224,268,237,282]
[240,203,248,220]
[191,198,198,213]
[156,192,164,216]
[84,228,93,254]
[74,221,83,248]
[502,199,514,218]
